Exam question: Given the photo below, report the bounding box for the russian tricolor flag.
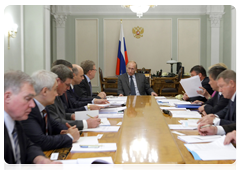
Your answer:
[116,23,128,75]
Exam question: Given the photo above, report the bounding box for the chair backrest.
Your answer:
[99,67,104,91]
[136,68,151,74]
[176,67,183,82]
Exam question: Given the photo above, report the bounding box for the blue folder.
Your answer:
[175,104,201,109]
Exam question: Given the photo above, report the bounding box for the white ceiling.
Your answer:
[51,5,209,16]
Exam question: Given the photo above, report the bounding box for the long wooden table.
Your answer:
[44,96,235,164]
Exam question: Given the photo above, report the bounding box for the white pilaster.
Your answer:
[207,5,225,66]
[231,5,238,72]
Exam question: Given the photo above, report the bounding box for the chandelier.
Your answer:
[122,5,156,18]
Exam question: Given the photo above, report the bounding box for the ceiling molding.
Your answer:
[51,5,210,16]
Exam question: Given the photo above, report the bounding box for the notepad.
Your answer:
[171,111,201,118]
[178,135,222,143]
[81,126,120,132]
[184,136,236,160]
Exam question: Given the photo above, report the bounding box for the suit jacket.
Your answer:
[222,123,236,134]
[60,88,88,113]
[204,91,229,114]
[216,95,236,125]
[74,75,100,99]
[46,96,84,130]
[189,77,214,102]
[4,122,44,164]
[21,103,72,151]
[118,73,154,96]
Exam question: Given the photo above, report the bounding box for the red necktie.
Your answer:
[42,109,48,135]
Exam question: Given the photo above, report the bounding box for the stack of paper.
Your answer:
[81,126,120,132]
[184,136,236,160]
[180,75,204,97]
[99,113,124,118]
[171,111,201,118]
[59,157,114,164]
[168,124,197,130]
[178,135,222,143]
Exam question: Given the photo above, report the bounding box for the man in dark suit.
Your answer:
[118,61,157,96]
[198,66,229,115]
[183,65,214,102]
[74,60,106,99]
[61,64,108,113]
[47,64,101,130]
[21,70,80,151]
[197,70,236,126]
[4,70,58,164]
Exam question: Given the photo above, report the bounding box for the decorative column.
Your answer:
[207,5,225,66]
[231,5,238,72]
[53,14,67,60]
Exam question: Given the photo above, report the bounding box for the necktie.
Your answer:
[12,125,21,164]
[89,81,92,96]
[228,100,234,121]
[130,76,136,95]
[42,109,48,135]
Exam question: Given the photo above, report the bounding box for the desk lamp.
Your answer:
[166,59,178,76]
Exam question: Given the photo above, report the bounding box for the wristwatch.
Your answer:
[87,105,91,110]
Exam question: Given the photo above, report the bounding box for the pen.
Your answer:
[87,114,103,124]
[80,145,102,148]
[182,91,185,94]
[200,124,211,129]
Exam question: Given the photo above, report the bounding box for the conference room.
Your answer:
[4,5,236,167]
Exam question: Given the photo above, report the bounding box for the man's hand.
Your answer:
[93,99,109,104]
[151,92,158,96]
[197,114,215,124]
[60,123,80,142]
[86,116,101,128]
[119,94,124,97]
[197,123,217,136]
[224,130,236,145]
[197,87,211,99]
[182,93,189,101]
[198,105,205,113]
[192,100,204,105]
[97,92,106,99]
[89,105,104,110]
[71,114,75,120]
[33,155,62,164]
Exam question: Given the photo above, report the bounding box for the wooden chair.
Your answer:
[99,67,118,96]
[159,67,183,96]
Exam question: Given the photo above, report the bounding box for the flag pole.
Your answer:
[121,19,122,23]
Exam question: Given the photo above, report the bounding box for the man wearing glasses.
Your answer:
[74,60,106,99]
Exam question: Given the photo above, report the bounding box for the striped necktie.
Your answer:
[12,125,21,164]
[42,109,48,135]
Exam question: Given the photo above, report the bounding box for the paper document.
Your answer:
[168,124,197,130]
[178,135,222,143]
[180,75,204,97]
[108,101,126,106]
[178,119,199,127]
[88,103,111,107]
[171,111,201,118]
[100,118,111,126]
[75,110,99,120]
[75,136,99,145]
[99,106,126,114]
[107,96,127,101]
[81,126,120,132]
[71,143,117,153]
[99,114,124,118]
[59,157,114,164]
[155,96,166,99]
[184,136,236,160]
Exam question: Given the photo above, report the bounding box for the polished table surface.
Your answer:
[44,96,235,164]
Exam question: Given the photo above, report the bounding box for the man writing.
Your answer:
[4,70,59,164]
[21,70,80,151]
[118,61,157,96]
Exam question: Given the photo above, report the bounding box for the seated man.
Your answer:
[118,61,157,96]
[183,65,214,102]
[197,66,229,115]
[74,60,106,99]
[46,64,101,130]
[61,64,108,113]
[4,70,59,164]
[197,70,236,126]
[21,70,80,151]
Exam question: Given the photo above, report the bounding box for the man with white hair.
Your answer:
[21,70,80,151]
[4,70,59,164]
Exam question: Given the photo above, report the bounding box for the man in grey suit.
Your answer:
[118,61,157,96]
[46,64,101,130]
